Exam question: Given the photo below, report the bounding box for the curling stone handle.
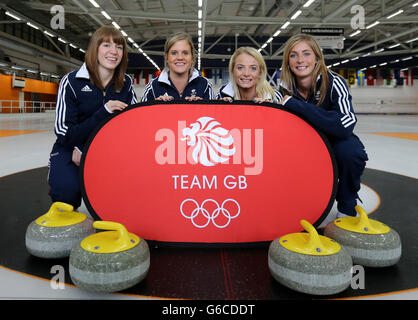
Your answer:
[46,202,74,218]
[93,221,130,245]
[300,219,325,252]
[355,205,374,231]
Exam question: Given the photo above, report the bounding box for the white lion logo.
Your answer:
[182,117,236,166]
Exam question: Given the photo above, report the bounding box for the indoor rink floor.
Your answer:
[0,111,417,300]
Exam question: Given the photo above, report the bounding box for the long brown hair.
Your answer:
[85,26,128,91]
[280,33,329,105]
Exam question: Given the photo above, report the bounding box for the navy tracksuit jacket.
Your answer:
[48,63,137,208]
[278,72,368,216]
[140,68,213,101]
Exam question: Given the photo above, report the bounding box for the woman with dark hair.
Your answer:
[141,32,213,102]
[48,26,137,209]
[278,33,368,219]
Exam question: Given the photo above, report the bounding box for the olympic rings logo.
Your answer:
[180,199,240,229]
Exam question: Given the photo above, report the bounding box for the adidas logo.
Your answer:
[81,85,92,92]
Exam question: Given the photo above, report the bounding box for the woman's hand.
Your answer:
[156,95,174,101]
[253,97,272,104]
[105,100,128,112]
[220,97,233,103]
[185,96,203,101]
[72,148,82,166]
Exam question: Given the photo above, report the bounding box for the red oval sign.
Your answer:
[81,101,336,244]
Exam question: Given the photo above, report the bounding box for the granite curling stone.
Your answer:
[324,205,401,267]
[25,202,95,259]
[69,221,150,293]
[268,219,353,296]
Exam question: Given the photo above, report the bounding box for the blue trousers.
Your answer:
[47,143,82,209]
[330,134,368,216]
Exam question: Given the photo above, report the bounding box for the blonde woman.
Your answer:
[279,33,368,219]
[216,46,281,103]
[141,32,213,102]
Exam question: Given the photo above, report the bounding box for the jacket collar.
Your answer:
[221,82,235,97]
[75,63,90,79]
[158,68,200,86]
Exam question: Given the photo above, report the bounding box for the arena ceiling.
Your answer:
[0,0,417,77]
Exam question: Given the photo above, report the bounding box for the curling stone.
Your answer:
[268,220,352,296]
[324,205,401,267]
[25,202,95,259]
[69,221,150,293]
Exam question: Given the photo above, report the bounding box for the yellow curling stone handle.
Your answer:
[279,220,340,256]
[35,202,86,227]
[81,221,140,253]
[334,205,390,234]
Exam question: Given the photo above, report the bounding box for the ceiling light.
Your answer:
[26,22,39,30]
[198,9,202,19]
[401,56,413,61]
[386,10,403,19]
[291,10,302,20]
[366,21,380,29]
[266,37,273,43]
[388,43,400,49]
[374,48,384,53]
[43,30,55,37]
[112,22,120,29]
[58,37,67,43]
[89,0,100,8]
[101,11,111,20]
[379,62,387,66]
[5,11,21,20]
[406,37,418,43]
[273,30,281,37]
[303,0,316,8]
[281,21,290,29]
[121,30,128,37]
[349,30,361,37]
[127,37,134,43]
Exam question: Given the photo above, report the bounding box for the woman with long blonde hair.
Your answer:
[278,33,368,219]
[216,46,281,103]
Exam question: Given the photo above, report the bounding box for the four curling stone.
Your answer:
[324,205,401,267]
[69,221,150,293]
[25,202,95,259]
[268,219,353,296]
